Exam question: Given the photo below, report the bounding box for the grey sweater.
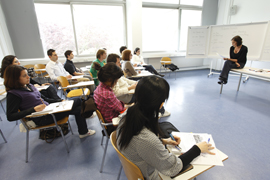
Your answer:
[116,127,182,180]
[122,61,137,77]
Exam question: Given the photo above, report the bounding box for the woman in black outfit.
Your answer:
[218,35,248,84]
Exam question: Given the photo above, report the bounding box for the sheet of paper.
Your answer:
[216,52,227,59]
[172,132,224,166]
[36,85,49,91]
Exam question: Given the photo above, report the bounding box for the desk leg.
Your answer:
[220,83,223,94]
[81,87,86,99]
[237,73,242,91]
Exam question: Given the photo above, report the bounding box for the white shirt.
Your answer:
[132,55,145,65]
[113,76,136,97]
[46,60,70,81]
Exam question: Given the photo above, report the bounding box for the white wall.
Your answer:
[212,0,270,70]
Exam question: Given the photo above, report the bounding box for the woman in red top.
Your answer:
[94,63,125,134]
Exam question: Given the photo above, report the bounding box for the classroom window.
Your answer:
[35,4,76,56]
[142,8,178,51]
[180,0,204,6]
[179,10,202,51]
[72,4,125,55]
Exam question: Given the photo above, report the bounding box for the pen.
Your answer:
[169,133,182,151]
[40,97,45,105]
[208,138,210,143]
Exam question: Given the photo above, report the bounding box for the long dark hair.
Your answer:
[4,65,27,91]
[97,62,123,87]
[1,55,16,78]
[117,76,170,150]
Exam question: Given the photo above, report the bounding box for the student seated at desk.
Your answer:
[133,47,164,77]
[5,65,95,138]
[121,49,140,78]
[90,49,107,86]
[94,63,125,134]
[116,76,215,180]
[64,50,95,92]
[1,55,61,102]
[106,53,137,104]
[107,53,171,118]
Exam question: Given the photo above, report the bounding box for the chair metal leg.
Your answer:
[100,137,109,173]
[16,120,18,125]
[0,129,7,143]
[101,134,104,145]
[220,83,223,94]
[117,165,122,180]
[67,120,73,135]
[26,130,29,163]
[51,114,69,153]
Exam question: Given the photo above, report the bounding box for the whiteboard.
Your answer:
[208,22,268,60]
[186,26,209,56]
[260,22,270,61]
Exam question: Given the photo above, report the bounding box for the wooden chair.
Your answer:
[160,57,177,79]
[20,114,73,163]
[57,76,90,99]
[23,64,35,69]
[34,64,49,83]
[110,131,145,180]
[0,128,7,143]
[96,109,115,173]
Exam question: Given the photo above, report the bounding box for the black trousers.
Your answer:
[32,98,88,135]
[40,84,61,100]
[220,60,245,80]
[143,65,160,75]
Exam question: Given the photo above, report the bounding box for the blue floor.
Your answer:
[0,69,269,180]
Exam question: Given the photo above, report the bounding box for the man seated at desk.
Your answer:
[64,50,95,92]
[46,49,72,82]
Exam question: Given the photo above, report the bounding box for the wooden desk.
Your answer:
[159,149,228,180]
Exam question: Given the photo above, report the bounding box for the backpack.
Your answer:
[164,64,179,71]
[81,95,97,118]
[39,123,69,143]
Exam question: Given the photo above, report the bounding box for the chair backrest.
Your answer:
[57,76,70,90]
[161,57,172,65]
[96,110,107,129]
[110,131,145,180]
[89,72,93,78]
[34,64,46,74]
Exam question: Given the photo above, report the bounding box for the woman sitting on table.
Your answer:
[117,76,215,180]
[5,65,95,138]
[218,35,248,84]
[1,55,61,102]
[133,47,164,77]
[121,49,140,78]
[94,62,126,134]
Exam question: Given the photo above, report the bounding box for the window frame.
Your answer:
[34,1,127,58]
[142,1,203,53]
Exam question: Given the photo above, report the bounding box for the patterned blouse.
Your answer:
[94,82,125,122]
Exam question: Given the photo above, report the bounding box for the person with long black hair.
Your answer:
[117,76,215,180]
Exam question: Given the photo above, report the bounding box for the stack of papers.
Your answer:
[168,132,224,166]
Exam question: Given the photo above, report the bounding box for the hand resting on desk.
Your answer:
[34,104,46,112]
[196,142,215,155]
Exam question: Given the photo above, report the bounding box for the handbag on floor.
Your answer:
[39,123,69,143]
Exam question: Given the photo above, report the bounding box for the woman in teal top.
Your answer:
[90,49,107,86]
